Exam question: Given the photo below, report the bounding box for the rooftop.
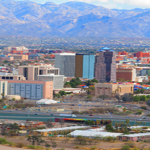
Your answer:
[55,53,76,56]
[34,126,89,132]
[122,132,150,137]
[69,130,122,138]
[38,74,64,77]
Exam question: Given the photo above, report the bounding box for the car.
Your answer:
[137,119,142,121]
[34,114,38,115]
[51,114,53,116]
[143,117,146,119]
[89,114,93,116]
[126,116,130,118]
[98,117,101,119]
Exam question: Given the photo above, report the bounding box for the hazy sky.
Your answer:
[14,0,150,9]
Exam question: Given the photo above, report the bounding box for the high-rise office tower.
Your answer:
[55,53,75,77]
[75,54,95,79]
[94,47,116,82]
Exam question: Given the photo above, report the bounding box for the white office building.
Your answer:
[55,53,75,77]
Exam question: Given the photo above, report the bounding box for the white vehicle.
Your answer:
[71,114,77,117]
[59,114,77,117]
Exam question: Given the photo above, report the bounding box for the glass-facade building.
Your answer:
[83,55,95,79]
[75,54,95,79]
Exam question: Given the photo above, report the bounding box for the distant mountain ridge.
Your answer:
[0,0,150,37]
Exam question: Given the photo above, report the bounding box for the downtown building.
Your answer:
[18,65,59,80]
[0,80,53,100]
[94,47,116,82]
[75,54,95,79]
[55,53,75,77]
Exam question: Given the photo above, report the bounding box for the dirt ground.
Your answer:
[0,145,32,150]
[1,135,150,150]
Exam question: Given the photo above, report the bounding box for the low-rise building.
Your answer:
[10,54,28,61]
[18,65,59,80]
[0,80,53,100]
[116,68,136,82]
[28,54,43,60]
[0,75,26,80]
[33,126,89,136]
[95,83,134,97]
[54,88,86,94]
[118,133,150,142]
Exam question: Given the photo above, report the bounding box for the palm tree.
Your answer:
[1,93,4,99]
[123,107,127,112]
[126,119,130,124]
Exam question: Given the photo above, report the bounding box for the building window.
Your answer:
[24,67,28,80]
[39,70,43,75]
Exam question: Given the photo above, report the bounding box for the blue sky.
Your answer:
[14,0,150,9]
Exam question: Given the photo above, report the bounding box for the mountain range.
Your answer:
[0,0,150,37]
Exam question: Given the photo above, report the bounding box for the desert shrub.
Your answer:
[121,145,130,150]
[27,145,35,149]
[106,136,113,142]
[15,143,24,148]
[74,145,79,149]
[91,146,97,150]
[26,145,44,149]
[0,138,7,144]
[7,142,14,147]
[126,141,135,148]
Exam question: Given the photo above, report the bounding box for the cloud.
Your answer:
[113,0,150,7]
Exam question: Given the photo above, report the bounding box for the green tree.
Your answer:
[122,93,134,102]
[133,96,140,102]
[115,122,119,132]
[126,119,130,124]
[115,94,121,101]
[59,91,66,96]
[87,95,92,99]
[91,79,98,83]
[124,123,129,134]
[140,95,147,101]
[106,123,114,132]
[54,94,61,98]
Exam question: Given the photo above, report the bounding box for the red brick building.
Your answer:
[116,68,136,82]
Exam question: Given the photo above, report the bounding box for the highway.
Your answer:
[0,110,149,122]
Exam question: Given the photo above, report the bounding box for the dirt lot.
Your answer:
[0,145,33,150]
[1,135,150,150]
